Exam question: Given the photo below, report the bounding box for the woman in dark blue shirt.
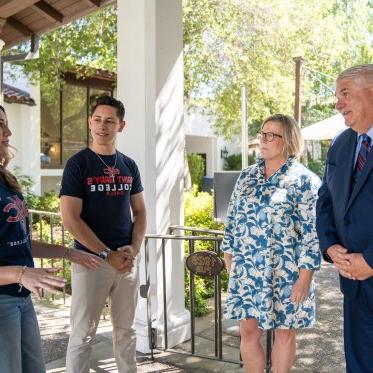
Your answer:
[0,105,102,373]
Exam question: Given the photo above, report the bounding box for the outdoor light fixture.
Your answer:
[0,39,5,52]
[220,147,228,159]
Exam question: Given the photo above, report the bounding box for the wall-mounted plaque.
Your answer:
[186,251,225,277]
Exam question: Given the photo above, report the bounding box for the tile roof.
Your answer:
[3,83,36,106]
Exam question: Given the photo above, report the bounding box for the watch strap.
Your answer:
[98,247,111,261]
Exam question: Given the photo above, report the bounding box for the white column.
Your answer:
[117,0,189,352]
[6,82,41,195]
[25,83,41,195]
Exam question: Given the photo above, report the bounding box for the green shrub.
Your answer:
[12,167,34,195]
[12,168,60,213]
[184,187,227,316]
[223,153,256,170]
[187,153,205,190]
[306,159,325,178]
[33,191,60,212]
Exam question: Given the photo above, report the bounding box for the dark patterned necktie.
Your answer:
[351,134,372,189]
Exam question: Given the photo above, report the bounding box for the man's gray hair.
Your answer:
[337,64,373,85]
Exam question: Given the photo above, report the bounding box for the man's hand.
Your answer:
[326,244,354,278]
[107,250,134,273]
[337,253,373,281]
[291,269,313,305]
[326,244,349,265]
[118,245,139,257]
[66,249,103,269]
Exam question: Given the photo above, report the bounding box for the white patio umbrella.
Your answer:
[302,114,347,140]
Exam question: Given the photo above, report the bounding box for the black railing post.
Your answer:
[216,241,223,359]
[161,238,168,350]
[61,224,66,303]
[39,214,44,298]
[50,214,55,301]
[189,239,195,354]
[266,330,273,372]
[144,238,154,359]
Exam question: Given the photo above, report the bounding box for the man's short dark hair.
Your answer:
[90,95,125,121]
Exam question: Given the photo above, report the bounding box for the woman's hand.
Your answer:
[65,248,103,269]
[290,269,313,305]
[20,267,66,299]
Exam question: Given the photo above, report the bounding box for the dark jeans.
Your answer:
[0,294,45,373]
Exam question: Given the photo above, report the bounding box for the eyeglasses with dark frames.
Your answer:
[257,131,283,142]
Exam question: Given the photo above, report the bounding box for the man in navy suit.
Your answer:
[316,64,373,372]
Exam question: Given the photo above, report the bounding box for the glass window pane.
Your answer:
[40,87,61,168]
[62,84,88,164]
[88,88,112,111]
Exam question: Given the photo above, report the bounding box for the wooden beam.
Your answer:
[7,17,33,37]
[0,17,6,33]
[81,0,101,8]
[33,1,63,23]
[0,0,39,19]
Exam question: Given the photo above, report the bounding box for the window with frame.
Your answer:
[41,75,114,168]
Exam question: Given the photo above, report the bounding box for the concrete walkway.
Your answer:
[37,261,345,372]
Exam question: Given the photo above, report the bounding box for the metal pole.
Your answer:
[189,240,196,354]
[265,330,273,372]
[161,238,168,350]
[241,86,248,169]
[293,56,304,125]
[144,238,154,359]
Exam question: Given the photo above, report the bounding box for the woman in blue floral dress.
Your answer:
[222,114,321,373]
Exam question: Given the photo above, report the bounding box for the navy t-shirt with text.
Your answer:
[59,148,144,253]
[0,182,34,297]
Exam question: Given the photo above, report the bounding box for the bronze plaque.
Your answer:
[186,251,224,277]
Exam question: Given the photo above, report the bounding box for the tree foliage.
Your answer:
[5,1,373,143]
[8,5,117,104]
[187,153,205,190]
[183,0,373,139]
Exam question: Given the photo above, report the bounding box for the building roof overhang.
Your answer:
[3,82,35,105]
[0,0,115,50]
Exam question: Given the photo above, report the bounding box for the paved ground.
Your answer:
[36,261,345,372]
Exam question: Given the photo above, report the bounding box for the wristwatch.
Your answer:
[98,247,111,261]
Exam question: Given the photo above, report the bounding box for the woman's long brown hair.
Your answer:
[0,105,21,192]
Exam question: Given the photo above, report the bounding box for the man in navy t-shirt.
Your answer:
[60,96,147,373]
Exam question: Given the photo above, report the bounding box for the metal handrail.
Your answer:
[145,234,223,241]
[29,209,61,217]
[143,231,232,365]
[28,211,272,371]
[168,225,224,236]
[29,209,67,302]
[145,227,273,372]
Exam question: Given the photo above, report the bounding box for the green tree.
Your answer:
[223,153,256,170]
[5,1,373,142]
[7,5,117,103]
[183,0,373,139]
[187,153,205,190]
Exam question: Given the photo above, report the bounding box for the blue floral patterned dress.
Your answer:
[222,157,321,329]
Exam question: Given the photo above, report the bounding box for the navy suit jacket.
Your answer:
[316,128,373,310]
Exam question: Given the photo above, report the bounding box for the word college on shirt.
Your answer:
[86,173,133,196]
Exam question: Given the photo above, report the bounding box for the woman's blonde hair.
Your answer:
[0,105,21,192]
[261,114,304,159]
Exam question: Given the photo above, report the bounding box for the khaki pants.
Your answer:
[66,260,139,373]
